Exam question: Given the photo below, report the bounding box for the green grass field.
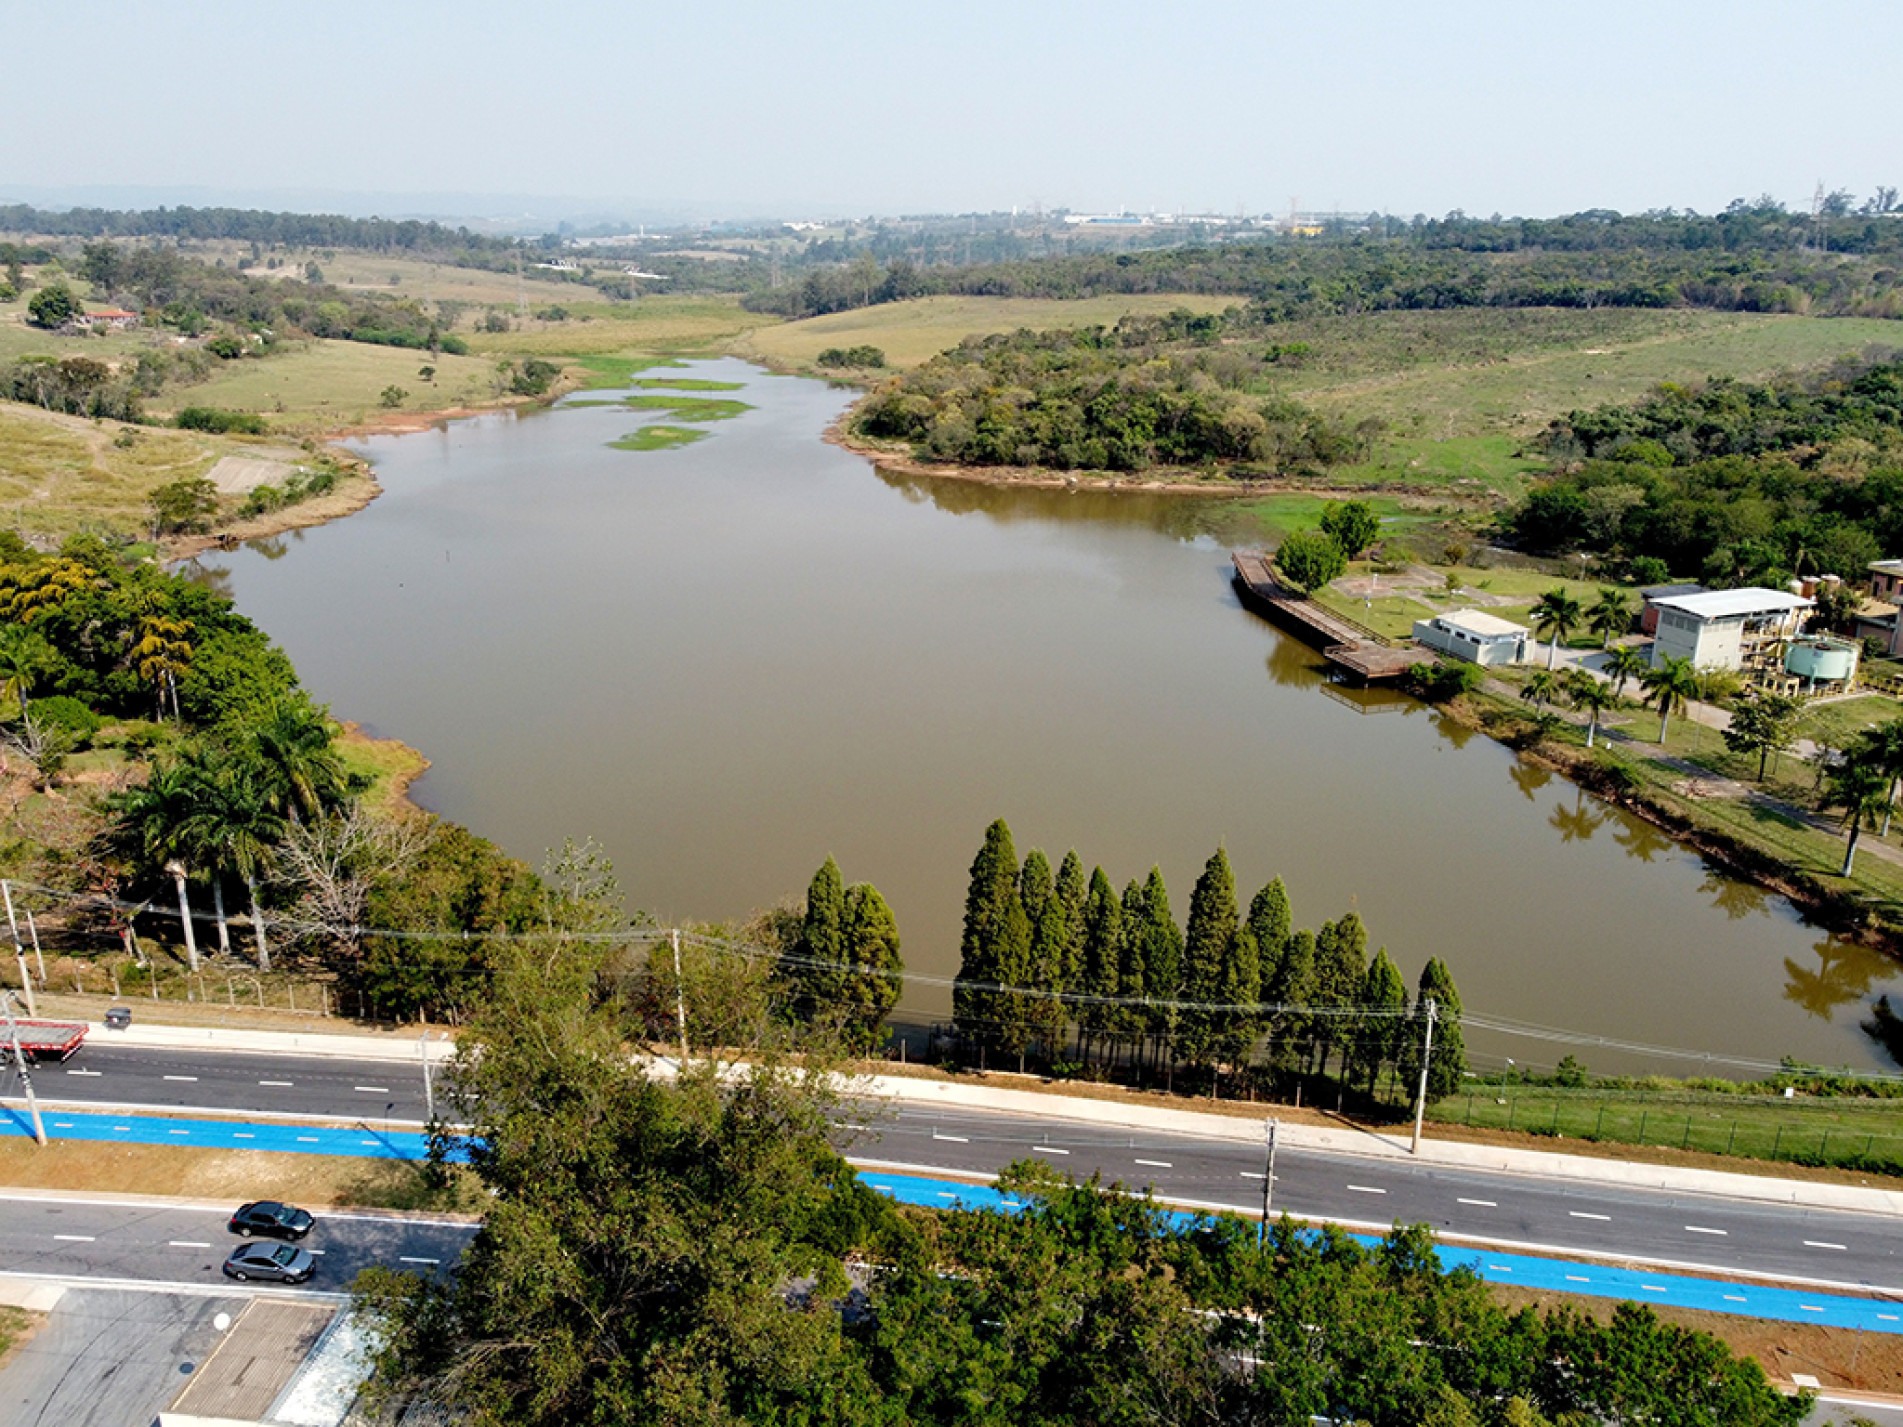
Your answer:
[1308,560,1613,642]
[735,293,1238,370]
[619,393,751,422]
[164,340,500,430]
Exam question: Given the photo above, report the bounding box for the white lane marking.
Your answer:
[308,1248,327,1256]
[233,1132,255,1139]
[53,1234,95,1242]
[830,1122,871,1132]
[936,1192,957,1200]
[1800,1305,1824,1313]
[112,1125,130,1132]
[52,1122,72,1128]
[1684,1226,1727,1235]
[932,1133,969,1143]
[170,1241,210,1249]
[167,1129,189,1136]
[1346,1185,1386,1195]
[1880,1314,1900,1322]
[1239,1171,1266,1180]
[259,1080,294,1087]
[65,1069,100,1077]
[163,1075,198,1083]
[398,1256,439,1266]
[360,1140,378,1146]
[1032,1147,1070,1156]
[1803,1240,1848,1251]
[1724,1295,1748,1303]
[1565,1274,1590,1283]
[296,1135,320,1143]
[1568,1211,1611,1221]
[1134,1159,1173,1169]
[1640,1284,1668,1292]
[1486,1264,1511,1272]
[1457,1197,1496,1207]
[353,1086,391,1094]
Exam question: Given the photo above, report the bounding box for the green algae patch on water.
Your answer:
[609,425,709,452]
[620,394,752,422]
[631,377,746,392]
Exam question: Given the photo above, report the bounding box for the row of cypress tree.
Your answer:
[777,855,904,1051]
[951,819,1466,1103]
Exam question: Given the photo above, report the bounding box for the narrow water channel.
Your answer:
[194,359,1903,1075]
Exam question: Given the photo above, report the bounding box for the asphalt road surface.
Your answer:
[7,1045,1900,1293]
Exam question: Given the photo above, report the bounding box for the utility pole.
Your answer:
[2,991,48,1145]
[420,1030,436,1124]
[670,929,690,1069]
[2,881,30,1017]
[1258,1119,1277,1245]
[1410,998,1437,1156]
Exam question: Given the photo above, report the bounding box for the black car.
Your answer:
[228,1200,315,1241]
[223,1241,316,1284]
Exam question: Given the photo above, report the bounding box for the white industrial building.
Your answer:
[1412,609,1529,667]
[1646,588,1812,671]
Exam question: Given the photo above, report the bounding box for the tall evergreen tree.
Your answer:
[1312,912,1369,1083]
[1267,928,1317,1082]
[954,819,1027,1061]
[1178,847,1239,1075]
[1349,949,1409,1099]
[1247,878,1291,999]
[785,854,845,1021]
[1018,848,1053,929]
[1077,867,1122,1064]
[1113,879,1149,1067]
[1052,850,1088,994]
[838,882,903,1052]
[1137,867,1181,1075]
[1022,849,1070,1061]
[1398,958,1469,1103]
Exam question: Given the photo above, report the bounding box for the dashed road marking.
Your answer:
[1683,1226,1726,1235]
[65,1069,100,1077]
[259,1080,294,1088]
[1032,1147,1070,1156]
[353,1086,390,1094]
[932,1133,969,1143]
[1724,1295,1748,1303]
[1457,1197,1496,1207]
[53,1234,95,1242]
[398,1256,439,1266]
[1240,1171,1266,1180]
[295,1135,320,1143]
[1565,1274,1590,1283]
[1568,1211,1611,1221]
[1803,1240,1847,1251]
[1346,1185,1386,1195]
[163,1075,198,1083]
[170,1241,210,1249]
[1134,1159,1173,1169]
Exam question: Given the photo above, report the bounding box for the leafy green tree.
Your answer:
[1722,691,1803,780]
[1135,866,1181,1076]
[1319,499,1381,558]
[1823,747,1891,877]
[784,854,846,1022]
[1519,669,1558,711]
[1640,652,1701,743]
[953,819,1030,1063]
[242,695,351,822]
[178,742,287,967]
[837,881,903,1051]
[103,756,207,970]
[26,281,78,328]
[0,624,56,740]
[1529,587,1584,669]
[1275,528,1346,593]
[1852,717,1903,837]
[1587,587,1631,647]
[148,476,219,538]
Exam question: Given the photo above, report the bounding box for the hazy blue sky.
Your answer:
[8,0,1899,222]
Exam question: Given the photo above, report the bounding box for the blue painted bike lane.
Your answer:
[8,1105,1896,1336]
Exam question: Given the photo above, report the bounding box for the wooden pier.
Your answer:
[1231,551,1421,683]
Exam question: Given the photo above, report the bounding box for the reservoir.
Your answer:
[196,360,1903,1075]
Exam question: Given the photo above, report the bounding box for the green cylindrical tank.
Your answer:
[1784,637,1856,682]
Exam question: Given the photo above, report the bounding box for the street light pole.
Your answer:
[2,990,48,1146]
[420,1030,435,1124]
[1258,1119,1277,1245]
[670,929,690,1069]
[1410,997,1437,1156]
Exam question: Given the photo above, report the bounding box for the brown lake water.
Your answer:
[194,360,1903,1075]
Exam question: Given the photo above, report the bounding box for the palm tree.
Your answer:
[1588,588,1631,648]
[1603,643,1648,700]
[1519,670,1558,711]
[1529,588,1585,670]
[105,758,206,971]
[0,625,56,740]
[1564,670,1619,749]
[245,698,351,824]
[177,746,288,970]
[1853,719,1903,838]
[1640,654,1701,744]
[1823,748,1891,878]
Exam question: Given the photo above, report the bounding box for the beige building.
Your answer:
[1413,609,1528,666]
[1648,588,1812,671]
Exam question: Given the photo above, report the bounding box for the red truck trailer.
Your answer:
[8,1019,88,1062]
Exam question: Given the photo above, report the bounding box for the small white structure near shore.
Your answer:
[1647,587,1812,671]
[1413,609,1528,666]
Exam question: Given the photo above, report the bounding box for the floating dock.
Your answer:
[1231,551,1420,682]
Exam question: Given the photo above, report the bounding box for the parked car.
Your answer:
[222,1241,316,1284]
[228,1201,315,1241]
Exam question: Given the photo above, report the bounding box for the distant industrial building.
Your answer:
[1855,559,1903,657]
[1637,583,1706,636]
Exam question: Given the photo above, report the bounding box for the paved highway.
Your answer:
[7,1044,1900,1294]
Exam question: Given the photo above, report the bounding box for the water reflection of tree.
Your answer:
[1697,864,1770,921]
[1612,818,1673,864]
[1432,713,1476,750]
[1863,995,1903,1070]
[183,561,233,599]
[1782,937,1888,1020]
[249,535,289,561]
[1508,761,1552,802]
[1263,640,1329,691]
[1548,789,1604,844]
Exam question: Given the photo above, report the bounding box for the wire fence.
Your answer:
[1433,1081,1903,1173]
[15,951,339,1018]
